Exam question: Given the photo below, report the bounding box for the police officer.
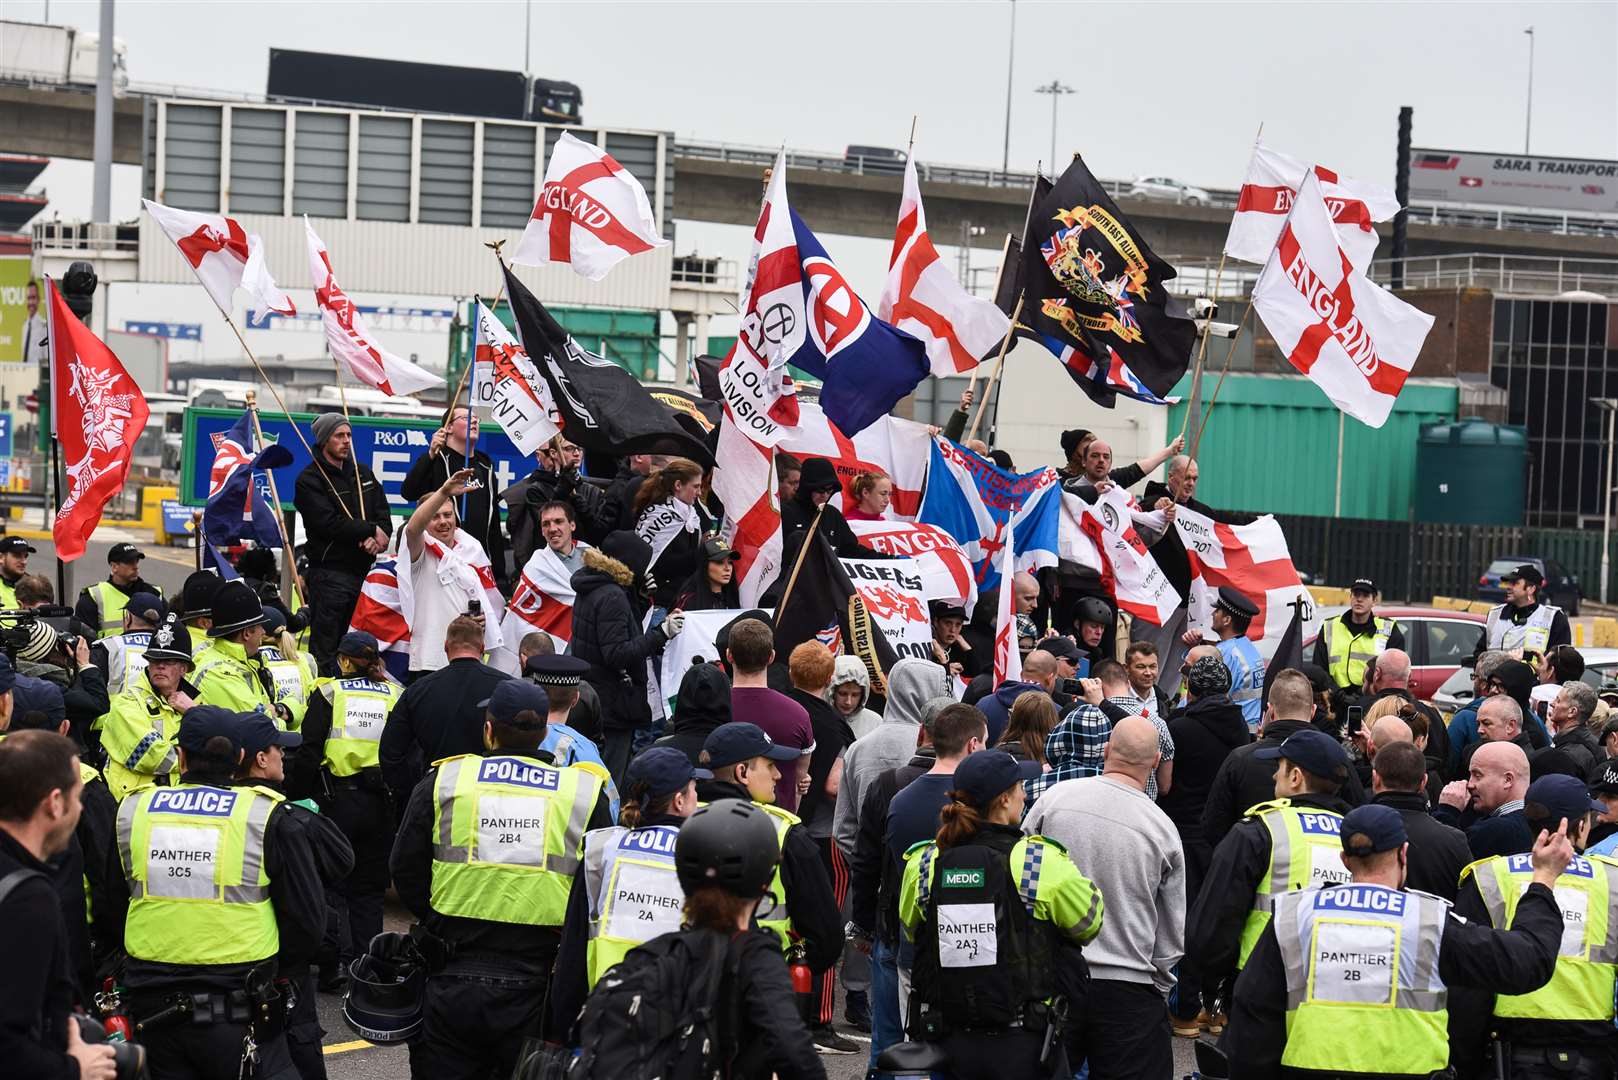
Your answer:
[1481,563,1573,660]
[389,679,611,1079]
[1309,578,1404,707]
[526,653,619,818]
[100,613,198,801]
[1188,730,1355,987]
[176,570,225,656]
[292,631,400,977]
[899,750,1103,1079]
[75,542,166,640]
[1451,774,1618,1078]
[195,581,300,727]
[1224,803,1571,1080]
[695,721,843,979]
[1212,586,1266,732]
[92,590,165,697]
[232,712,355,1080]
[0,534,35,609]
[257,609,319,729]
[548,746,708,1035]
[102,705,327,1080]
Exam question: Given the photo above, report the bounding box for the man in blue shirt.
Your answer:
[1212,587,1265,733]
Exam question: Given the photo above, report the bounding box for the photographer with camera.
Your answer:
[74,544,166,642]
[11,618,110,752]
[0,723,119,1080]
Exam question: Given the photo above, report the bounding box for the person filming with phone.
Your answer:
[401,467,499,680]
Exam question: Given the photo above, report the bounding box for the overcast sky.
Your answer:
[21,0,1618,190]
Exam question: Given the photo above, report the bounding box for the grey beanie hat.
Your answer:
[312,411,350,445]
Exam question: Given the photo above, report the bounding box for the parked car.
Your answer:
[1431,647,1618,714]
[1475,555,1582,616]
[1126,176,1211,205]
[1304,605,1487,702]
[843,145,906,175]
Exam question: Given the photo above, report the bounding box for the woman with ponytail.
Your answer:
[633,457,705,608]
[844,471,893,522]
[898,750,1104,1079]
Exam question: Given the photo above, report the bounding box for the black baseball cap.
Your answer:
[929,600,967,621]
[701,722,799,769]
[0,536,36,555]
[1350,578,1377,595]
[1255,729,1350,779]
[108,542,145,564]
[177,705,246,755]
[338,631,380,659]
[701,536,740,563]
[479,680,549,728]
[1501,563,1545,587]
[1033,636,1082,664]
[238,712,303,757]
[125,592,167,625]
[1527,774,1605,823]
[1340,804,1406,856]
[952,750,1041,809]
[624,746,711,798]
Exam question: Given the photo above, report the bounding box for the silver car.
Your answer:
[1126,176,1212,205]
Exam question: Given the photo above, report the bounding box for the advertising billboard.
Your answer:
[1409,149,1618,215]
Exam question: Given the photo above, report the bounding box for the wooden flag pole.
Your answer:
[773,504,826,620]
[448,240,510,423]
[244,389,304,601]
[965,293,1024,444]
[1191,301,1254,456]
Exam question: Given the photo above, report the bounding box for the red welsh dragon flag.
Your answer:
[48,279,150,561]
[512,132,669,281]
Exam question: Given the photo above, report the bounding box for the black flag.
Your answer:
[1262,595,1310,709]
[501,264,709,462]
[1013,156,1196,407]
[773,528,900,697]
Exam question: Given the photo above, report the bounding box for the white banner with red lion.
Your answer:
[839,557,933,661]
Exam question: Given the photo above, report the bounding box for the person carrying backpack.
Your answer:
[569,798,825,1080]
[900,750,1105,1080]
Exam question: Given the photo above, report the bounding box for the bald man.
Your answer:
[1012,572,1042,651]
[1024,714,1185,1080]
[1435,740,1535,859]
[977,648,1060,748]
[1349,647,1453,776]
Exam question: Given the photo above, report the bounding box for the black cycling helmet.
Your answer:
[342,932,426,1044]
[675,798,780,899]
[1074,596,1112,628]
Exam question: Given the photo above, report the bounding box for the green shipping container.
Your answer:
[447,301,662,383]
[1165,374,1457,521]
[1413,419,1527,525]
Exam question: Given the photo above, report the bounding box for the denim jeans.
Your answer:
[869,937,905,1069]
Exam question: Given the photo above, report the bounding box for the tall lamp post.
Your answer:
[1523,26,1535,154]
[1000,0,1015,175]
[1034,80,1074,168]
[1596,399,1617,604]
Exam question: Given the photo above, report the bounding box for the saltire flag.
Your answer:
[878,153,1011,377]
[991,510,1021,687]
[775,530,901,697]
[777,402,932,521]
[1067,488,1181,626]
[713,417,782,608]
[201,410,293,548]
[512,131,669,281]
[472,301,560,455]
[1224,143,1400,272]
[348,558,413,680]
[1250,172,1434,428]
[142,199,296,319]
[502,263,710,461]
[47,278,150,562]
[916,437,1061,593]
[305,218,444,396]
[1013,157,1196,407]
[848,519,977,611]
[1175,505,1319,655]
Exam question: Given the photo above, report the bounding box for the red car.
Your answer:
[1305,606,1487,701]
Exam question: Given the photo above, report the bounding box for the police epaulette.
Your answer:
[247,784,286,803]
[1457,855,1497,882]
[1242,798,1290,818]
[1026,834,1067,855]
[903,839,934,860]
[430,753,473,769]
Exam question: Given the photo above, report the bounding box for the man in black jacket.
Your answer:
[502,436,611,566]
[651,662,732,765]
[293,412,395,675]
[778,457,886,561]
[1368,741,1470,901]
[402,406,507,590]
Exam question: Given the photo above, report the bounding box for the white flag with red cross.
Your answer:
[991,510,1021,687]
[1223,143,1400,272]
[777,401,931,521]
[1250,172,1434,428]
[143,199,296,319]
[1175,505,1320,655]
[305,219,444,397]
[512,132,669,282]
[472,301,560,455]
[713,417,783,609]
[878,155,1010,378]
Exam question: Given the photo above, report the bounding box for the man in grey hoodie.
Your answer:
[825,655,882,743]
[832,657,951,857]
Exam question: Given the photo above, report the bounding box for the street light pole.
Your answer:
[1523,26,1535,154]
[1001,0,1015,175]
[1034,80,1074,168]
[1597,399,1617,604]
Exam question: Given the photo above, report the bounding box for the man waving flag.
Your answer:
[512,132,669,281]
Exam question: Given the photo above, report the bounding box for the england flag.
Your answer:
[512,132,669,281]
[1224,143,1400,272]
[143,200,296,319]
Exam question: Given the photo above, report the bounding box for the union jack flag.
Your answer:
[208,412,255,500]
[1041,334,1180,407]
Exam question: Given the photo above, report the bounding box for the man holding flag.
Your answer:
[402,405,507,589]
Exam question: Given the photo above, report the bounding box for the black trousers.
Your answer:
[601,730,635,786]
[307,568,364,676]
[408,968,550,1080]
[934,1028,1067,1080]
[284,972,327,1080]
[323,784,391,961]
[1171,838,1213,1022]
[140,1020,299,1080]
[1071,979,1173,1080]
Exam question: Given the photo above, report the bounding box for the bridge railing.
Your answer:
[1163,252,1618,300]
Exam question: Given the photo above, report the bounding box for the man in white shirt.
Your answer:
[403,467,488,676]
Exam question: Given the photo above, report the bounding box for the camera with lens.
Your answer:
[74,1013,148,1080]
[0,606,75,661]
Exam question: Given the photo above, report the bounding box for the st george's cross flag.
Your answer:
[1224,143,1400,272]
[1070,487,1181,626]
[306,219,444,396]
[776,401,932,520]
[471,301,560,455]
[143,199,296,319]
[487,542,594,673]
[1250,172,1434,428]
[512,132,669,281]
[878,154,1011,378]
[991,510,1022,687]
[1175,505,1320,655]
[713,415,784,609]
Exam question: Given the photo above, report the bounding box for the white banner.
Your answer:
[1410,148,1618,215]
[847,519,976,609]
[840,557,933,662]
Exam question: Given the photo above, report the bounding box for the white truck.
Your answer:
[0,20,128,92]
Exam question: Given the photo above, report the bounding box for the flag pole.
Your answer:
[244,389,303,602]
[774,504,827,620]
[327,344,364,515]
[965,292,1024,444]
[50,433,66,604]
[218,312,354,519]
[1191,302,1254,455]
[192,510,203,572]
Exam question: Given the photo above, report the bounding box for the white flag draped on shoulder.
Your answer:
[472,301,560,455]
[143,199,296,319]
[512,131,669,281]
[305,219,444,397]
[489,541,591,672]
[1250,172,1434,428]
[877,155,1011,378]
[1223,143,1400,272]
[1073,487,1181,626]
[393,529,506,655]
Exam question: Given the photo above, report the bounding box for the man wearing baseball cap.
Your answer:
[1481,562,1573,662]
[1188,729,1354,988]
[390,678,611,1078]
[74,542,165,640]
[1309,577,1404,707]
[1450,775,1618,1077]
[1225,802,1573,1079]
[90,590,167,699]
[102,704,326,1079]
[0,534,36,609]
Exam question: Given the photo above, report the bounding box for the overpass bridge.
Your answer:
[3,79,1615,268]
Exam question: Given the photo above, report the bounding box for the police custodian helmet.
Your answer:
[342,932,427,1044]
[675,799,780,900]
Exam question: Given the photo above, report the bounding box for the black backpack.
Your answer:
[570,929,739,1080]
